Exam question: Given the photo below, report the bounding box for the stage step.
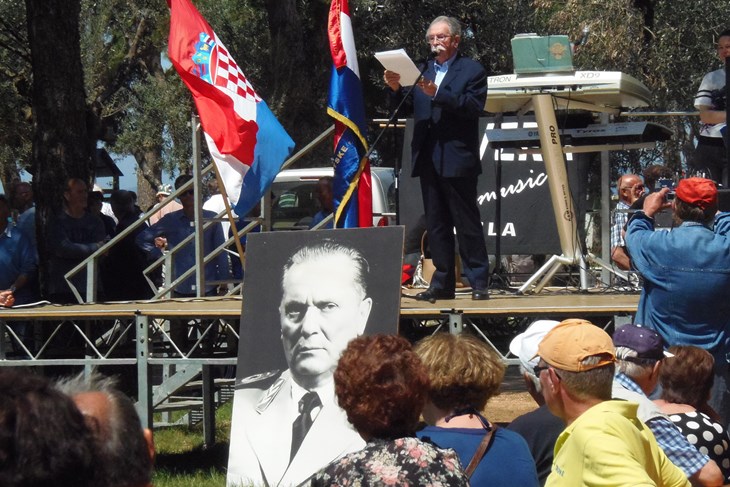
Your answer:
[153,377,235,428]
[155,399,203,413]
[188,380,235,426]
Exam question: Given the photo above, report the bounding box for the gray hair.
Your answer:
[57,371,152,487]
[427,16,462,39]
[553,356,615,401]
[282,239,369,298]
[615,346,656,379]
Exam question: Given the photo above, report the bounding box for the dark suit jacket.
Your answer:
[409,53,487,178]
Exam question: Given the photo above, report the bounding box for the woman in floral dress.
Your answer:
[312,334,468,486]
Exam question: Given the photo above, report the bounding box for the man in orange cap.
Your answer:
[626,177,730,425]
[535,319,689,486]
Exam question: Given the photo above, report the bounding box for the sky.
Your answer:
[95,154,177,192]
[2,153,176,194]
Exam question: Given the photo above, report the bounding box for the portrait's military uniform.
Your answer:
[226,370,365,487]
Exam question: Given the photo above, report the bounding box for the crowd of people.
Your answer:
[0,174,244,308]
[303,316,730,486]
[1,14,728,487]
[2,320,728,486]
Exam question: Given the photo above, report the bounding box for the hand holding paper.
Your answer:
[375,49,421,86]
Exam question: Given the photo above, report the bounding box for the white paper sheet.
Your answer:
[374,49,422,86]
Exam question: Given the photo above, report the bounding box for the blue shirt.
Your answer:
[46,210,106,300]
[615,373,709,477]
[308,210,333,229]
[0,224,37,304]
[626,211,730,354]
[508,404,564,486]
[418,424,539,486]
[433,52,457,88]
[16,205,36,257]
[136,209,228,295]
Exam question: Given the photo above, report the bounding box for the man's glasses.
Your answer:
[621,184,645,191]
[426,34,451,43]
[181,189,194,197]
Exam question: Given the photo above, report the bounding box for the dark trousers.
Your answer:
[691,137,728,186]
[419,162,489,291]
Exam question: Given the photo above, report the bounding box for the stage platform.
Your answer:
[0,289,639,436]
[400,287,639,317]
[0,289,640,320]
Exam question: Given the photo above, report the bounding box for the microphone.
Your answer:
[576,26,590,48]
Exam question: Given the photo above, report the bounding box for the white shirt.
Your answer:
[694,68,727,138]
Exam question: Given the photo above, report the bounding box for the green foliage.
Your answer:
[0,0,726,189]
[0,0,31,185]
[353,0,538,117]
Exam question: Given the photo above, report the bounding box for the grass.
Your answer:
[152,402,233,487]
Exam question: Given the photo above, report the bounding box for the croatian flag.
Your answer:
[168,0,294,217]
[327,0,372,228]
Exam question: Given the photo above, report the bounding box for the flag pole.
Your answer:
[192,115,246,276]
[210,163,246,275]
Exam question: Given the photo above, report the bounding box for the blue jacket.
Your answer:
[395,53,487,178]
[136,209,229,295]
[626,211,730,353]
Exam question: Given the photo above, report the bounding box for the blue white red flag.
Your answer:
[167,0,294,217]
[327,0,372,228]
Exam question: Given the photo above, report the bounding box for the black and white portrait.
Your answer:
[227,226,404,487]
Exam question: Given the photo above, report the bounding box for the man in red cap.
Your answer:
[625,177,730,426]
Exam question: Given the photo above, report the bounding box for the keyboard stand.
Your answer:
[517,94,628,294]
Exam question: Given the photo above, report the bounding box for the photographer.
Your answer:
[625,177,730,426]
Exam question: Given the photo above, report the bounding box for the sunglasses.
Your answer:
[533,364,549,377]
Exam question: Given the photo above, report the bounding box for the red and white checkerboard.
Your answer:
[213,35,261,103]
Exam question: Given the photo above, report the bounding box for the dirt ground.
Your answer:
[484,366,538,424]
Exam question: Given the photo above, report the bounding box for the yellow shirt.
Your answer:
[546,400,690,487]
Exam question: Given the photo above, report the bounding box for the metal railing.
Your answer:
[65,123,339,303]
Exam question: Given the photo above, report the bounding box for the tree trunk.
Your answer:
[25,0,93,295]
[263,0,331,164]
[135,149,163,212]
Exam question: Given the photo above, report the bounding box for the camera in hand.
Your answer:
[657,178,676,201]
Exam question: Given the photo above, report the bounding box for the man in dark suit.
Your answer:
[385,15,489,302]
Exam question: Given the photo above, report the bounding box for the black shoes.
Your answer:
[414,288,455,303]
[414,288,490,302]
[471,289,490,301]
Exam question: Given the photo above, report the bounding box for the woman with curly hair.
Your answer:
[654,345,730,482]
[415,332,539,486]
[312,334,468,486]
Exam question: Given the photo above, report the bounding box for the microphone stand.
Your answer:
[364,59,432,225]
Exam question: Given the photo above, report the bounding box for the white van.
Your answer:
[270,167,396,230]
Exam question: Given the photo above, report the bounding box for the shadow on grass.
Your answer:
[156,441,230,475]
